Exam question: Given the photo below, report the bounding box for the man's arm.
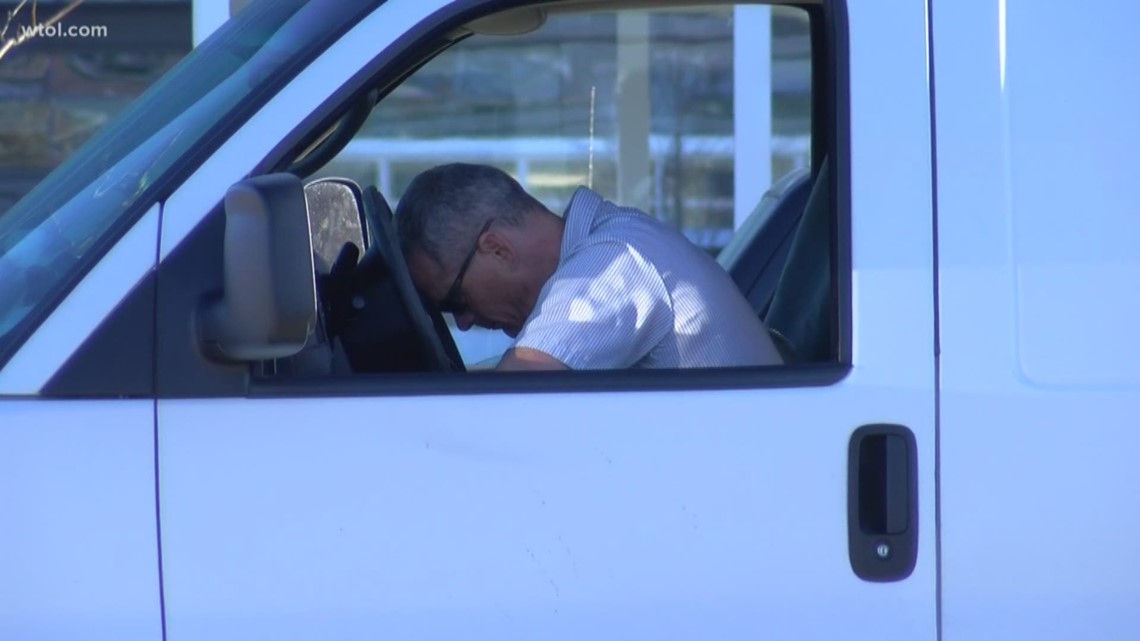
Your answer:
[509,241,673,370]
[495,346,570,371]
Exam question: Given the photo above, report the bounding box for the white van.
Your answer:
[1,0,1137,639]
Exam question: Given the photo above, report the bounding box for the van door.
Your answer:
[933,2,1140,638]
[154,1,939,639]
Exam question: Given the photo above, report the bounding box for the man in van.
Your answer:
[395,163,783,371]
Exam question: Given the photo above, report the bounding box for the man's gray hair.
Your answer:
[395,163,546,270]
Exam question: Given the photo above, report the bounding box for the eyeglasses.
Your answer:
[437,218,494,315]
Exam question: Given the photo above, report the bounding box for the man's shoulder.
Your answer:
[556,236,640,277]
[565,187,657,233]
[577,201,671,248]
[548,233,668,301]
[561,188,696,279]
[584,207,685,268]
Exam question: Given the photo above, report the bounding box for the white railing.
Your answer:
[335,134,811,198]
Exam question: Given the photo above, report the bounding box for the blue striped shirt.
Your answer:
[513,187,783,369]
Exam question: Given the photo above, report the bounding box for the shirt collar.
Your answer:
[559,185,605,262]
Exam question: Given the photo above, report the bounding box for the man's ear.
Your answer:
[479,230,518,267]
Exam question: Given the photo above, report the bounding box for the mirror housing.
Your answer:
[197,173,317,362]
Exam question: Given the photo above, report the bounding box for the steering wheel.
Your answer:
[359,186,465,372]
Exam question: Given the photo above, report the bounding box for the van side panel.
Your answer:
[933,1,1140,638]
[0,401,162,640]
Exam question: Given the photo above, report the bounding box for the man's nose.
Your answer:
[454,311,476,331]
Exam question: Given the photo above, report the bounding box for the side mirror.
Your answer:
[196,173,317,362]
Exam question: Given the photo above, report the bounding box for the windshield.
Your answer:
[0,0,383,366]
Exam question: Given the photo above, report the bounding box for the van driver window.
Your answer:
[297,3,833,376]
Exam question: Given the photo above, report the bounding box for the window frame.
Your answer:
[246,0,852,397]
[55,0,850,400]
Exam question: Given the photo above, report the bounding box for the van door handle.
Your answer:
[848,424,918,582]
